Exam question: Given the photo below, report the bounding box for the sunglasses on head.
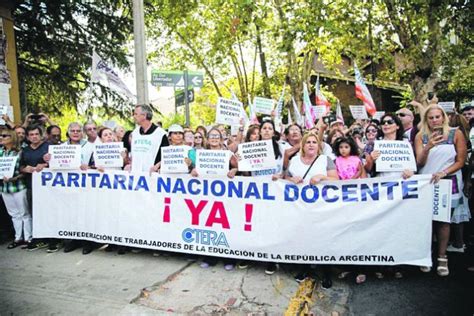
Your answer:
[366,128,378,133]
[397,113,408,117]
[382,119,396,125]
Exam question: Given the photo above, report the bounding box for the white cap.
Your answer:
[330,119,344,126]
[168,124,184,134]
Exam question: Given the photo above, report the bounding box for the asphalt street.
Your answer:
[0,240,472,315]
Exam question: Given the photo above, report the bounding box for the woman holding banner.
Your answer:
[191,127,238,271]
[368,113,414,279]
[415,105,468,276]
[0,128,31,249]
[93,127,128,255]
[285,131,338,288]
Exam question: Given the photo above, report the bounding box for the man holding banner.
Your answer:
[129,104,168,173]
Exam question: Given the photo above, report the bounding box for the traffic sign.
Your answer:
[151,70,203,88]
[175,88,194,107]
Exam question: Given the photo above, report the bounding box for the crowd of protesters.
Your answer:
[0,97,473,289]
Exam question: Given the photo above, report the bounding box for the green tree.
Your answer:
[14,0,134,118]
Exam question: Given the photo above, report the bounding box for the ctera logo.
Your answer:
[182,228,229,248]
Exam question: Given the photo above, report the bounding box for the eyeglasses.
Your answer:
[382,119,396,125]
[87,127,97,131]
[366,128,378,133]
[194,135,202,139]
[70,130,81,133]
[0,134,11,138]
[208,134,220,139]
[397,113,408,117]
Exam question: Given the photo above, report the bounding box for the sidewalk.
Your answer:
[0,244,349,315]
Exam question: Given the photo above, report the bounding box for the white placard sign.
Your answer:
[237,140,276,172]
[48,145,82,170]
[161,146,190,174]
[253,97,274,115]
[216,97,242,126]
[312,105,327,119]
[94,142,124,168]
[0,156,18,178]
[350,105,369,119]
[372,111,385,121]
[438,102,455,114]
[196,150,231,176]
[374,140,417,172]
[432,179,452,223]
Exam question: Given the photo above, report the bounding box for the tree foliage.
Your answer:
[14,0,134,118]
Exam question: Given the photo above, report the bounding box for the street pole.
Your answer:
[184,70,190,127]
[133,0,149,106]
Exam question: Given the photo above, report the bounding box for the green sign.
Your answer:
[151,70,203,88]
[175,88,194,107]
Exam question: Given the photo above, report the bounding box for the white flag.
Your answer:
[91,50,134,100]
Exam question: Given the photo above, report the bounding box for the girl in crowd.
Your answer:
[333,137,366,180]
[193,130,206,149]
[191,127,237,270]
[415,105,468,276]
[1,128,31,249]
[333,136,367,284]
[285,132,338,288]
[368,113,414,279]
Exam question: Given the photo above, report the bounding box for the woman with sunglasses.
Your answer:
[191,127,237,271]
[0,128,32,249]
[367,113,414,279]
[193,130,206,149]
[415,105,468,276]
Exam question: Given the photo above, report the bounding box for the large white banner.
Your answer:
[33,171,433,266]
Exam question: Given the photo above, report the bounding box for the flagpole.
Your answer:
[133,0,149,105]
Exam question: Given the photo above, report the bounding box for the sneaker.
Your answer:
[224,264,235,271]
[447,244,465,253]
[200,262,211,269]
[28,241,48,251]
[265,263,277,275]
[420,266,431,273]
[394,271,403,279]
[152,251,161,257]
[295,272,307,283]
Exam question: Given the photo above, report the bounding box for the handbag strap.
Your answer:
[302,156,318,180]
